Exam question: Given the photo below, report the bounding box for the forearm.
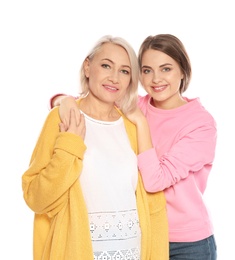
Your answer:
[135,116,153,153]
[22,113,86,215]
[22,143,85,215]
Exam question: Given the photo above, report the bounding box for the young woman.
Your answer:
[51,34,217,260]
[22,35,169,260]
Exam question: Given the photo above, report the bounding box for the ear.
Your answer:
[83,58,90,78]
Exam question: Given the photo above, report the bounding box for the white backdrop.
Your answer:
[1,0,234,259]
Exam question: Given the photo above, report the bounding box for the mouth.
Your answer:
[152,85,167,92]
[103,84,119,92]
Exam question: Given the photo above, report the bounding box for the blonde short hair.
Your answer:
[79,35,139,113]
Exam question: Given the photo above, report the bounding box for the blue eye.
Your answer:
[101,64,111,69]
[162,67,171,72]
[121,69,130,75]
[142,69,151,74]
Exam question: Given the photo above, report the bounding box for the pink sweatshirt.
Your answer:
[137,95,217,242]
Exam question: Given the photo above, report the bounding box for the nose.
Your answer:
[152,71,161,84]
[108,70,119,84]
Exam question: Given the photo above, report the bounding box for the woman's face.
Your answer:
[84,43,131,105]
[140,49,185,109]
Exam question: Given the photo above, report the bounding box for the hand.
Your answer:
[59,96,79,130]
[60,109,86,140]
[126,107,153,153]
[126,107,146,126]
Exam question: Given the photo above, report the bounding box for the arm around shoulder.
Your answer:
[49,93,78,109]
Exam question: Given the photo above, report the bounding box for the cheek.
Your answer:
[141,74,151,86]
[170,75,182,90]
[167,71,180,82]
[88,67,102,83]
[121,75,131,88]
[175,73,183,86]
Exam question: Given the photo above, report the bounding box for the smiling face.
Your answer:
[140,49,186,109]
[84,42,132,105]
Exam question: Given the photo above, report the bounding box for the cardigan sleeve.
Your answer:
[22,107,86,216]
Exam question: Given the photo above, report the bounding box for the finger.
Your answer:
[78,114,86,139]
[77,114,85,128]
[61,117,68,130]
[69,109,78,126]
[80,113,85,125]
[59,122,66,132]
[75,109,81,126]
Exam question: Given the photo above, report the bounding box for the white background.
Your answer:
[1,0,234,259]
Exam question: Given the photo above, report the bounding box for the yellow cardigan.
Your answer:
[22,104,169,260]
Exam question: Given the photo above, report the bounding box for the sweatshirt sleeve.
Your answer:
[138,121,217,193]
[48,93,79,109]
[22,108,86,216]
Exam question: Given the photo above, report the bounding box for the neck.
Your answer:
[79,94,120,121]
[152,95,187,110]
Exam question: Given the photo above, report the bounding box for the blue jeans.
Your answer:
[170,235,217,260]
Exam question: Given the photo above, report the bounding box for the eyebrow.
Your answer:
[159,63,173,67]
[102,58,131,69]
[142,63,173,69]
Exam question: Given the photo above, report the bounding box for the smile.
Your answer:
[104,85,119,91]
[152,85,167,92]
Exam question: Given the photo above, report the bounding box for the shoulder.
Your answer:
[35,107,61,144]
[137,94,151,115]
[138,94,150,106]
[184,97,216,124]
[43,106,61,129]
